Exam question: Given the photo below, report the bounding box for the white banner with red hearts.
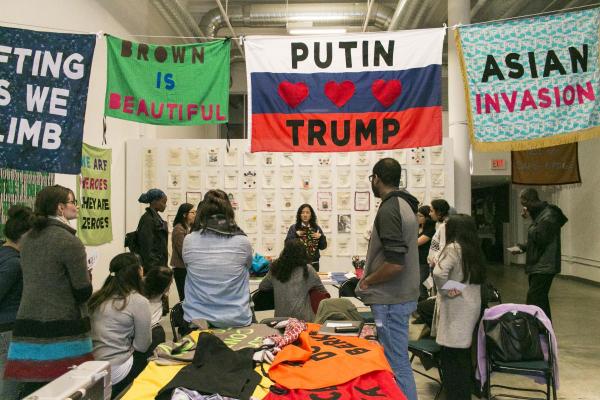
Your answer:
[245,29,445,153]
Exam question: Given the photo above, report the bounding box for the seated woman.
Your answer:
[432,214,485,400]
[89,253,152,399]
[182,189,253,328]
[259,239,326,322]
[144,266,173,348]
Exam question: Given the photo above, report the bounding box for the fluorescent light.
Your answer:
[288,28,347,35]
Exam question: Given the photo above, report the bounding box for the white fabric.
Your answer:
[245,29,446,73]
[110,354,133,385]
[149,296,163,327]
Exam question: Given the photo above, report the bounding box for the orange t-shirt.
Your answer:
[268,323,392,389]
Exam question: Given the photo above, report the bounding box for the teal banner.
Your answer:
[457,8,600,151]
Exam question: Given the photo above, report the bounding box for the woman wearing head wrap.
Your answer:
[136,189,168,273]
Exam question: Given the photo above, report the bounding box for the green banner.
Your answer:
[77,144,112,245]
[104,35,230,125]
[0,169,54,239]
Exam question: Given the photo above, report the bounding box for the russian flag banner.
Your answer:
[245,29,446,153]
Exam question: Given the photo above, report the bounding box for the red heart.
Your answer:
[278,81,309,108]
[324,80,355,108]
[372,79,402,108]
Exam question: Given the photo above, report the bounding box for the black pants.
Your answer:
[527,273,555,321]
[416,297,435,328]
[440,346,473,400]
[173,268,187,301]
[418,263,430,302]
[311,261,320,272]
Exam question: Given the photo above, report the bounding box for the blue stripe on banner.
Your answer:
[250,64,441,114]
[8,338,93,361]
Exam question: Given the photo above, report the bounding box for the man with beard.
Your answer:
[512,188,568,321]
[355,158,420,400]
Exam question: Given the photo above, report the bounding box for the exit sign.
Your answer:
[491,159,506,170]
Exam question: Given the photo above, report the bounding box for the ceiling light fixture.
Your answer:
[288,27,347,35]
[286,22,347,35]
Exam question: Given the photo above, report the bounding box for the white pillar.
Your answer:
[448,0,471,213]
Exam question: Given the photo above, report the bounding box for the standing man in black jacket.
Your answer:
[514,188,568,321]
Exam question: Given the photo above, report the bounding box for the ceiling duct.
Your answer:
[199,3,395,38]
[152,0,206,42]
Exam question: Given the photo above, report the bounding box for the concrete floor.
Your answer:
[411,264,600,400]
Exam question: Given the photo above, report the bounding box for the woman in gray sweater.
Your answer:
[433,214,485,400]
[259,239,326,322]
[89,253,152,399]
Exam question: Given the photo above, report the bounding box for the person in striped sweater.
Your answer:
[4,185,93,397]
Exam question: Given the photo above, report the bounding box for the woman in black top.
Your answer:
[417,205,436,302]
[136,189,168,274]
[285,204,327,272]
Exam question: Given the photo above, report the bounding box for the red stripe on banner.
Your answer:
[251,106,442,152]
[4,353,94,381]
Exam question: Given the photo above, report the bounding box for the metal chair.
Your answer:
[484,316,557,400]
[408,337,444,400]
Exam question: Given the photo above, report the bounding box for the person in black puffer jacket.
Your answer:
[515,188,568,321]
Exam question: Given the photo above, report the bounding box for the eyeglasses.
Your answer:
[368,174,376,182]
[66,200,78,206]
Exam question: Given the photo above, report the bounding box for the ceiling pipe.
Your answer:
[200,3,394,38]
[152,0,206,43]
[362,0,376,32]
[214,0,245,57]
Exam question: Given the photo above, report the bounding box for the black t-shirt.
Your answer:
[418,219,436,265]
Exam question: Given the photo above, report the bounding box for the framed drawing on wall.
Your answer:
[354,191,370,212]
[317,192,332,211]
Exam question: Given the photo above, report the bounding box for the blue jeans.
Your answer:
[1,330,21,400]
[371,301,418,400]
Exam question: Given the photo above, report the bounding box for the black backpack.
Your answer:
[124,231,139,253]
[484,311,544,362]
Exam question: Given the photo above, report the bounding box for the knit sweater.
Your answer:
[258,265,325,322]
[5,219,93,381]
[91,292,152,367]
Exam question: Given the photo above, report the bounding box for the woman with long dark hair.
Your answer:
[89,253,152,399]
[170,203,195,300]
[0,205,32,400]
[259,239,326,322]
[4,185,93,397]
[417,205,436,302]
[182,189,252,328]
[136,188,168,273]
[433,214,486,400]
[427,198,451,267]
[285,204,327,271]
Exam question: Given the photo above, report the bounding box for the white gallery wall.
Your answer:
[2,0,216,289]
[5,0,599,285]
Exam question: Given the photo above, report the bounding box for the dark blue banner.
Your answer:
[0,26,96,174]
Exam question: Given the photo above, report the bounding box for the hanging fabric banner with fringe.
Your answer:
[511,142,581,185]
[456,8,600,151]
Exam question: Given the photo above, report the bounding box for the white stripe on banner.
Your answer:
[244,28,446,74]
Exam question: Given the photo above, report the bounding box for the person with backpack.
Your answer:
[136,189,168,274]
[432,214,486,400]
[258,239,326,322]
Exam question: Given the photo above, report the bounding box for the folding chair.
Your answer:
[169,301,187,341]
[338,277,374,323]
[484,316,557,400]
[408,337,443,400]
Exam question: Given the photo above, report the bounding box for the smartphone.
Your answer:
[335,326,359,333]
